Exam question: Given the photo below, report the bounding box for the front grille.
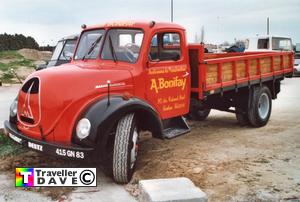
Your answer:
[19,77,40,125]
[22,77,39,94]
[20,116,35,124]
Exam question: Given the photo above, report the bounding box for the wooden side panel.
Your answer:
[236,61,246,78]
[206,64,218,85]
[260,58,271,73]
[222,62,233,82]
[284,55,290,69]
[249,59,257,76]
[202,51,294,93]
[274,56,281,70]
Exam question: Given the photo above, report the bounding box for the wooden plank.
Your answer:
[260,57,271,73]
[249,59,257,76]
[222,62,233,82]
[274,56,281,71]
[236,61,246,78]
[284,55,290,69]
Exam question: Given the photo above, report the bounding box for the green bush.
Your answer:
[0,33,39,51]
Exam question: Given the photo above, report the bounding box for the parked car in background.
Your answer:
[294,43,300,76]
[36,34,78,70]
[245,35,293,52]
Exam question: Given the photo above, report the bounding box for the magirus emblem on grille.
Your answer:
[18,77,41,126]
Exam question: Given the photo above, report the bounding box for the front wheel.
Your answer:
[248,86,272,127]
[113,113,139,183]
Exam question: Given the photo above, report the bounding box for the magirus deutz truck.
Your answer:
[4,21,294,183]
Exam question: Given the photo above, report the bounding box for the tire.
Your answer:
[113,113,139,183]
[187,108,211,121]
[248,86,272,127]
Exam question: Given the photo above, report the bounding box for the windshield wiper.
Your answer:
[108,35,117,62]
[82,35,102,60]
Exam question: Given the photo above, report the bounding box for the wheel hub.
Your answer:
[258,93,270,119]
[130,128,139,169]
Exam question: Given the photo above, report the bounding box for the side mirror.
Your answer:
[35,63,47,71]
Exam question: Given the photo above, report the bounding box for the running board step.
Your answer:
[162,116,190,139]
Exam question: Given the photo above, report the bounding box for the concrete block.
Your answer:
[138,177,207,202]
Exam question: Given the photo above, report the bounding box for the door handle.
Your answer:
[182,71,189,78]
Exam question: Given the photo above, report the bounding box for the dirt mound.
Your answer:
[17,49,52,61]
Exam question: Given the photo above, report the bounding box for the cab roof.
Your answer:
[59,34,79,42]
[83,20,185,31]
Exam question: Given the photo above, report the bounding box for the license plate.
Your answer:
[9,133,22,144]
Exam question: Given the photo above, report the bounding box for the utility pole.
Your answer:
[200,26,205,44]
[171,0,174,22]
[267,17,270,35]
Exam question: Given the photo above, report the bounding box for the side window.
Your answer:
[258,39,269,49]
[163,33,180,48]
[149,32,181,62]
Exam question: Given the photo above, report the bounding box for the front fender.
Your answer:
[73,96,163,152]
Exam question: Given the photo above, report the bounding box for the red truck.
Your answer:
[4,21,294,183]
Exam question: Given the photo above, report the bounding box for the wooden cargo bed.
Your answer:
[188,44,294,99]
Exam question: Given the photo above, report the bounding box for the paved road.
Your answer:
[0,84,20,129]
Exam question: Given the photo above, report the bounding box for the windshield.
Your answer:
[74,29,105,60]
[59,39,77,61]
[101,29,144,63]
[272,37,292,51]
[50,41,64,60]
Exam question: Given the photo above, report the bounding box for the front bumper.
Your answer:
[4,120,94,160]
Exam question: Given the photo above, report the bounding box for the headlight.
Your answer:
[10,100,18,117]
[76,118,91,140]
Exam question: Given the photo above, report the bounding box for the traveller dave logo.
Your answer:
[16,168,34,187]
[15,168,96,187]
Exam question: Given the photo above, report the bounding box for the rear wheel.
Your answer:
[113,113,139,183]
[248,86,272,127]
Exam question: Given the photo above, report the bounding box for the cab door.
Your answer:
[145,30,190,119]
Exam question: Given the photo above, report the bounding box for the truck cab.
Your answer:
[245,35,293,52]
[5,21,190,183]
[36,35,78,70]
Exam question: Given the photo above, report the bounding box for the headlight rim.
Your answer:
[10,99,18,117]
[76,118,91,140]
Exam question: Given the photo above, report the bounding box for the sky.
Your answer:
[0,0,299,46]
